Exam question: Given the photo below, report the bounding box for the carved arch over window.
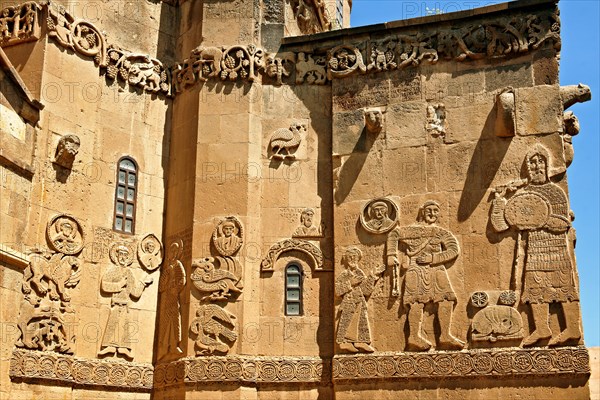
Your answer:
[260,239,328,272]
[113,156,138,234]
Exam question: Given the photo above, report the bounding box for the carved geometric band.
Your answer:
[9,349,153,391]
[332,347,590,381]
[154,356,331,387]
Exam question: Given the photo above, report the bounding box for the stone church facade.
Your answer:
[0,0,593,398]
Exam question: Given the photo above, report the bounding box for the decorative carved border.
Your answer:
[9,349,154,391]
[261,238,327,272]
[332,347,590,381]
[154,356,330,387]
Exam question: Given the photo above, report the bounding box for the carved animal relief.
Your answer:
[470,291,523,343]
[191,304,238,355]
[268,122,306,161]
[16,215,84,354]
[191,257,243,301]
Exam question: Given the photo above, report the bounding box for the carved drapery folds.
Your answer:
[16,214,84,354]
[291,0,331,35]
[0,1,41,47]
[261,239,326,272]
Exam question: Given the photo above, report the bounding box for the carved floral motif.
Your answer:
[261,239,325,271]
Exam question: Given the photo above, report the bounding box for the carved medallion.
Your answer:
[46,214,85,255]
[212,217,243,257]
[360,198,398,234]
[137,233,163,271]
[109,242,135,267]
[505,192,550,230]
[327,45,366,79]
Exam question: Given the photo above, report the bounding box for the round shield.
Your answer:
[505,192,550,230]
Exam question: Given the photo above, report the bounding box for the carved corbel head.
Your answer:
[364,108,383,134]
[54,134,80,169]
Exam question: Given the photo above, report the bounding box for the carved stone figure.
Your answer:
[295,52,327,84]
[98,244,153,360]
[158,240,186,360]
[53,134,80,169]
[560,83,592,110]
[472,305,523,342]
[268,122,306,160]
[327,45,367,79]
[367,39,397,72]
[360,198,398,234]
[292,208,323,238]
[491,144,581,347]
[0,2,40,46]
[190,304,237,355]
[387,201,465,351]
[137,233,163,271]
[46,214,85,255]
[191,45,223,81]
[191,257,243,301]
[106,46,169,94]
[364,108,383,134]
[265,53,294,85]
[426,103,447,137]
[22,253,81,305]
[335,247,385,353]
[212,217,244,257]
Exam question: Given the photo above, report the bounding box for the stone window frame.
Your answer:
[285,263,303,316]
[113,156,138,235]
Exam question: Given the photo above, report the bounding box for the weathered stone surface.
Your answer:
[0,0,592,399]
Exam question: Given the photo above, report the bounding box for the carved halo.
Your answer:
[109,242,135,267]
[359,197,399,234]
[212,217,244,257]
[46,214,85,255]
[505,192,550,231]
[167,239,184,262]
[137,233,163,271]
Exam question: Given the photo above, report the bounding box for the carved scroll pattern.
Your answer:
[261,239,326,271]
[332,348,590,381]
[154,356,330,387]
[9,349,153,390]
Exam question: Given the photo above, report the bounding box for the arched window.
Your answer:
[113,157,138,234]
[285,264,303,316]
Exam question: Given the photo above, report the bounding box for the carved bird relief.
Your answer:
[268,122,307,160]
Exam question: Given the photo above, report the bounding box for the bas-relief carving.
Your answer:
[291,0,331,35]
[137,233,163,271]
[16,215,84,354]
[265,53,295,86]
[98,243,155,360]
[191,257,243,301]
[268,122,306,161]
[495,88,516,137]
[327,45,367,80]
[158,240,186,361]
[335,247,385,353]
[360,198,398,235]
[106,46,170,95]
[292,208,324,238]
[364,108,384,135]
[386,201,465,351]
[295,52,327,85]
[0,2,41,46]
[491,144,581,347]
[53,134,80,169]
[470,291,523,343]
[559,84,591,167]
[190,218,245,357]
[560,83,591,111]
[261,239,325,272]
[426,103,447,138]
[190,304,237,355]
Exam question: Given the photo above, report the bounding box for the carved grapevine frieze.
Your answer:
[106,46,170,95]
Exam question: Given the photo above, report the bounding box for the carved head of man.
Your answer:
[116,246,131,267]
[369,201,389,221]
[418,200,440,225]
[526,145,550,185]
[222,221,236,238]
[298,52,306,62]
[59,221,74,237]
[342,246,362,269]
[57,134,81,157]
[364,108,383,133]
[300,208,315,227]
[144,241,156,254]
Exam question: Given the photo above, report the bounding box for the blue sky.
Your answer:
[350,0,600,347]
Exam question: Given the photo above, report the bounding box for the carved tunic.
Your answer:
[335,267,375,344]
[521,184,578,304]
[387,225,459,305]
[100,266,146,349]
